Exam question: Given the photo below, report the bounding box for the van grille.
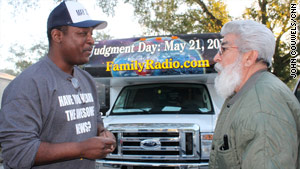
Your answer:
[106,123,200,160]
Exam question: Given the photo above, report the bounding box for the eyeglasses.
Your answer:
[217,46,239,56]
[70,77,87,104]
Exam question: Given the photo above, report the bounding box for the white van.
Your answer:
[84,33,224,169]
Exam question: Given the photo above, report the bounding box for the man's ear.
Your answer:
[243,50,258,67]
[51,29,63,44]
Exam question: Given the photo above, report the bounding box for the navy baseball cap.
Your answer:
[47,1,107,31]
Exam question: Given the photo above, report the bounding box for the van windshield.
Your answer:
[111,83,213,115]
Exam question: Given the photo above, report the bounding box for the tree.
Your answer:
[6,41,48,75]
[93,31,113,41]
[243,0,300,85]
[97,0,299,85]
[7,0,61,16]
[98,0,230,34]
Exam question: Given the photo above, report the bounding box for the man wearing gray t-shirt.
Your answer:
[0,1,116,169]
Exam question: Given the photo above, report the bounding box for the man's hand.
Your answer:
[35,136,116,165]
[79,136,116,159]
[99,129,116,151]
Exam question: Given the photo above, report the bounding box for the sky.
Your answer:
[0,0,254,70]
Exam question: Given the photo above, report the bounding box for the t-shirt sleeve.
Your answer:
[0,79,44,168]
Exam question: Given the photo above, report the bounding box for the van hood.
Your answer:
[103,114,216,132]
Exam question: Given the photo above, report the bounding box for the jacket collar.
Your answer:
[226,69,268,107]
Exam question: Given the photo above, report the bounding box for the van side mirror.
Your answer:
[100,106,109,117]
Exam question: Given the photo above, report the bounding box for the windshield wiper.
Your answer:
[136,108,151,114]
[180,106,204,113]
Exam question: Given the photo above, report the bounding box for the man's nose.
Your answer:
[213,52,221,63]
[86,33,94,45]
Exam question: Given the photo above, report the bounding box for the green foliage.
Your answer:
[93,31,113,41]
[15,60,33,72]
[97,0,230,35]
[96,0,118,17]
[287,77,299,91]
[7,41,48,75]
[243,0,300,83]
[7,0,62,17]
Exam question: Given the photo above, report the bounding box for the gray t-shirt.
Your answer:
[0,56,101,169]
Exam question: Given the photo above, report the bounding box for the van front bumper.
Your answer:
[96,159,209,169]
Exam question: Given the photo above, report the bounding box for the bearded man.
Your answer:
[209,20,300,169]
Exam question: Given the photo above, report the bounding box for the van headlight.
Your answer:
[201,132,213,159]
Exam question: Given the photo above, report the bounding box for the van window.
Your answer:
[111,83,213,115]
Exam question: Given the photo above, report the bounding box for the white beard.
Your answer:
[214,58,243,99]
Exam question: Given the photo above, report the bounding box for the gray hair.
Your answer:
[220,20,275,67]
